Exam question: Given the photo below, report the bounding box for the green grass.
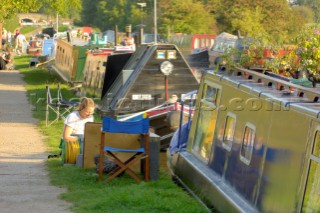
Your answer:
[58,25,69,32]
[15,55,209,213]
[19,26,40,35]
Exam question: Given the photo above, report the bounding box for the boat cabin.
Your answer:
[100,44,199,115]
[168,67,320,212]
[208,32,244,68]
[99,44,199,148]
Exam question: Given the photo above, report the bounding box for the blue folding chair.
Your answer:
[98,116,150,183]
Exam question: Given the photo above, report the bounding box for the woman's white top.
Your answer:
[64,111,94,136]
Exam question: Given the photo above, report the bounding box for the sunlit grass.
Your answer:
[15,55,209,213]
[20,26,40,34]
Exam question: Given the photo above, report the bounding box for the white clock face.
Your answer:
[160,61,174,75]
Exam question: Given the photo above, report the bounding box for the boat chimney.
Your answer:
[114,25,118,46]
[125,24,132,38]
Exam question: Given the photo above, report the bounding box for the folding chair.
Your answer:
[45,85,79,126]
[57,83,79,108]
[98,116,150,183]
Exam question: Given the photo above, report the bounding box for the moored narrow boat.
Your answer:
[100,44,200,148]
[51,38,89,84]
[168,67,320,212]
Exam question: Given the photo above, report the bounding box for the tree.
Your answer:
[224,6,266,35]
[158,0,216,38]
[80,0,153,33]
[294,5,315,23]
[0,0,40,49]
[80,0,98,26]
[39,0,82,19]
[211,0,305,44]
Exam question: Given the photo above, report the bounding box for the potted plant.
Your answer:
[294,26,320,87]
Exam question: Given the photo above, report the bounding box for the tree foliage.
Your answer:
[297,0,320,22]
[0,0,314,48]
[78,0,307,44]
[210,0,305,44]
[0,0,40,22]
[0,0,41,49]
[158,0,217,37]
[39,0,82,19]
[80,0,154,32]
[294,5,315,23]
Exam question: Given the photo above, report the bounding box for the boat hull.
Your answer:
[167,150,257,213]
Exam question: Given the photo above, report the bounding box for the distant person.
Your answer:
[167,94,178,104]
[1,30,5,45]
[120,37,128,46]
[62,97,95,142]
[15,34,28,55]
[0,46,13,70]
[120,35,135,50]
[14,29,20,40]
[7,31,12,44]
[77,29,81,38]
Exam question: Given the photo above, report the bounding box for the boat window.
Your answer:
[202,85,217,104]
[194,38,200,49]
[222,113,236,151]
[240,123,256,165]
[210,39,214,47]
[312,131,320,157]
[302,131,320,212]
[201,38,205,47]
[192,83,221,162]
[211,40,222,51]
[206,38,210,47]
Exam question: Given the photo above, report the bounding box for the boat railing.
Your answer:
[117,103,172,121]
[221,67,320,103]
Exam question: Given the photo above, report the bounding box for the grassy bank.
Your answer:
[15,55,209,213]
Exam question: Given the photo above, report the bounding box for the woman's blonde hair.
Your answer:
[78,97,95,111]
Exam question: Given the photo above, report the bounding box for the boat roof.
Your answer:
[208,67,320,118]
[216,32,239,40]
[100,44,199,113]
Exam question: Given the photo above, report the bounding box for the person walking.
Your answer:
[7,31,12,44]
[15,33,28,55]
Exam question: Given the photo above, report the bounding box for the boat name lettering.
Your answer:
[132,94,153,100]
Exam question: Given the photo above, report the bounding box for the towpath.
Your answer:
[0,70,71,213]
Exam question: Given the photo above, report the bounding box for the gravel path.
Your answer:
[0,70,72,213]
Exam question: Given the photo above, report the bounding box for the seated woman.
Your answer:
[0,46,12,70]
[63,97,95,142]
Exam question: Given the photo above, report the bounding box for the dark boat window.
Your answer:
[192,83,221,162]
[302,131,320,212]
[240,124,255,165]
[202,85,217,104]
[222,113,236,151]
